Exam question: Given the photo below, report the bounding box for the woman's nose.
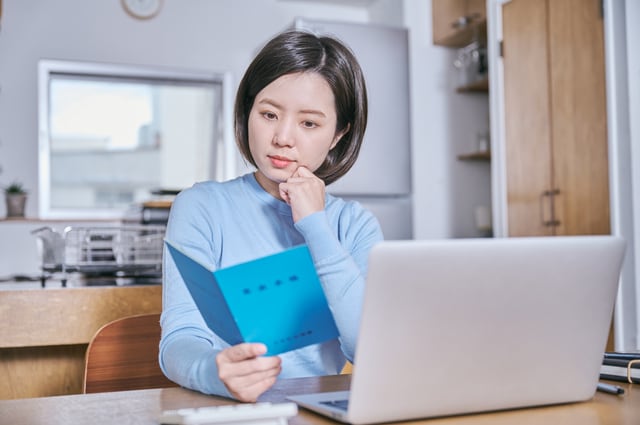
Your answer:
[274,120,295,147]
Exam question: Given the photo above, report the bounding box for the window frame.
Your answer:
[37,59,235,219]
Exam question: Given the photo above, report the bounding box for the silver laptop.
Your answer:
[287,236,625,424]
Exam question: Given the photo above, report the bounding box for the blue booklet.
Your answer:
[165,241,340,355]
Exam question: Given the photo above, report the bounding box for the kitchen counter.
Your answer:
[0,280,63,291]
[0,276,161,291]
[0,284,162,399]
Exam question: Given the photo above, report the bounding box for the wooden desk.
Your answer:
[0,285,162,399]
[0,376,637,425]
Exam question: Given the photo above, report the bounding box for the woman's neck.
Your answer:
[253,171,283,200]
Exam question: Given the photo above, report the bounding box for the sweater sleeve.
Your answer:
[294,205,383,360]
[158,188,233,398]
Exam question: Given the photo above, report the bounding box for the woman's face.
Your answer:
[248,72,343,198]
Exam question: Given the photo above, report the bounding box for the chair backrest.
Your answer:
[83,313,178,393]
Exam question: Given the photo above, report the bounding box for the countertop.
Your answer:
[0,276,161,290]
[0,283,163,399]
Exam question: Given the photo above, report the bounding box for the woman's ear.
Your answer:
[330,123,351,150]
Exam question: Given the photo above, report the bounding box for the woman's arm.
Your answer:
[295,204,383,360]
[159,188,233,397]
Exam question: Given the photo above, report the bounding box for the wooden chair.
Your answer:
[83,313,178,393]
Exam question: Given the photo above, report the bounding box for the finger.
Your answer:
[220,343,267,363]
[229,374,279,402]
[226,359,281,385]
[217,350,281,380]
[279,185,290,204]
[219,358,281,385]
[291,166,313,178]
[221,359,282,402]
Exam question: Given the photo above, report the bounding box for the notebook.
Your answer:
[165,241,339,355]
[287,236,625,424]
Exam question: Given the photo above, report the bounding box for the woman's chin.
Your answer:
[258,168,291,183]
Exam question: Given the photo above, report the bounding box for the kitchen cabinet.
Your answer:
[502,0,609,237]
[432,0,487,48]
[432,0,488,94]
[0,285,162,399]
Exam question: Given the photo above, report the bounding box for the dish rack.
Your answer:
[32,225,166,286]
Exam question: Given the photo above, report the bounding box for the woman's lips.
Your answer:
[269,155,294,169]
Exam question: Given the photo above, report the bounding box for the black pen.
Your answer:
[604,352,640,361]
[597,382,625,395]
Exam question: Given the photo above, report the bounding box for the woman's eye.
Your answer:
[302,121,317,129]
[263,112,277,120]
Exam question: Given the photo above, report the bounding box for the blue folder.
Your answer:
[165,241,340,355]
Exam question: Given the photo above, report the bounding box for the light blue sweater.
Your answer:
[159,173,383,397]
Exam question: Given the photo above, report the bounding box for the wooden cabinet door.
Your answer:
[502,0,609,236]
[502,0,554,236]
[548,0,610,236]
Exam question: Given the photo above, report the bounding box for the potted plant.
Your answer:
[4,181,28,218]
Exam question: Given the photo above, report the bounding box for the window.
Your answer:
[38,60,233,219]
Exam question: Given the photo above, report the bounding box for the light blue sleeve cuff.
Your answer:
[294,211,345,263]
[159,332,233,399]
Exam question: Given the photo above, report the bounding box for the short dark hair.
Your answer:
[234,30,368,186]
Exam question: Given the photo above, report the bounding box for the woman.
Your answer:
[160,29,383,402]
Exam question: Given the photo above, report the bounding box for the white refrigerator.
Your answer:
[293,18,413,240]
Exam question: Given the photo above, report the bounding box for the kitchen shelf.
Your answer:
[434,19,487,48]
[456,76,489,93]
[457,151,491,161]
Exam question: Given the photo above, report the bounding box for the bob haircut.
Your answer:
[234,30,368,186]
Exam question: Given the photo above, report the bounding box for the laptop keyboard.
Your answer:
[320,399,349,411]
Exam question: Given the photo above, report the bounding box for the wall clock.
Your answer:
[121,0,163,20]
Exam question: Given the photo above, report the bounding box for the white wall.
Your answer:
[0,0,369,219]
[0,0,490,277]
[626,0,640,352]
[606,0,640,351]
[404,0,491,239]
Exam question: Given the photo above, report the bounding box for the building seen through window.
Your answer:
[39,60,230,218]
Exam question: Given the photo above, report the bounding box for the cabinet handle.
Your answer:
[540,189,561,227]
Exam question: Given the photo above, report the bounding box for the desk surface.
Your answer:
[0,375,638,425]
